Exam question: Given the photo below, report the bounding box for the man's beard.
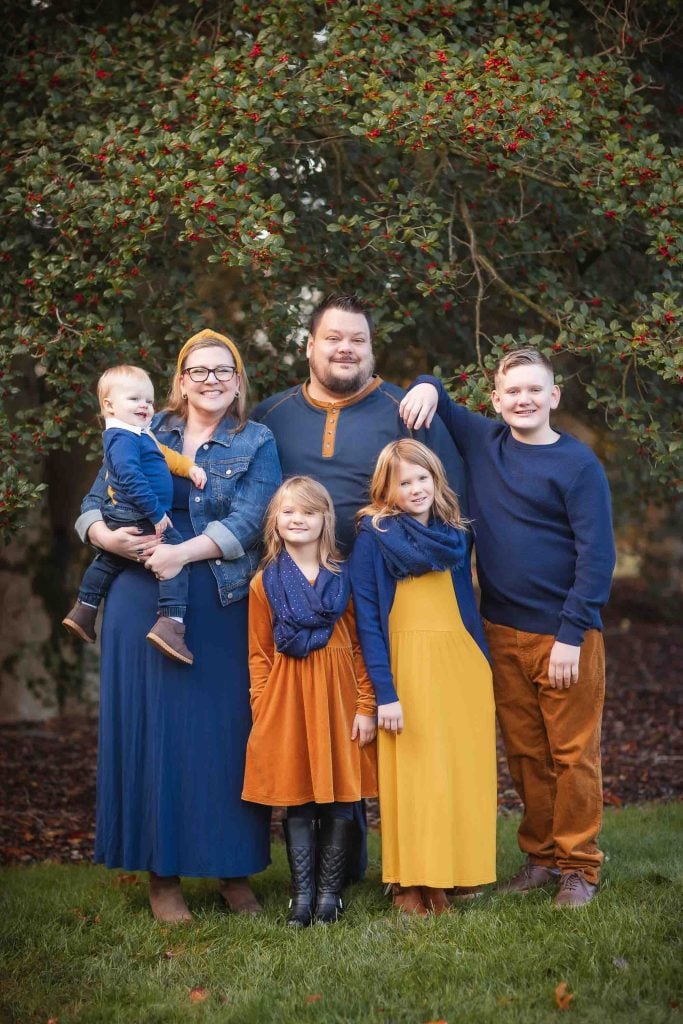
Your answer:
[313,356,375,396]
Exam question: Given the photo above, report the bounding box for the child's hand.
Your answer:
[189,464,207,490]
[548,640,580,688]
[377,701,404,734]
[399,383,438,430]
[154,513,172,537]
[351,714,377,748]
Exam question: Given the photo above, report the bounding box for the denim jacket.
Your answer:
[76,412,282,606]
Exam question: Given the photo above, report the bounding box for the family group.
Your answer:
[62,293,615,925]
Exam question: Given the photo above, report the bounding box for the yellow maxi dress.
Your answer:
[379,570,497,888]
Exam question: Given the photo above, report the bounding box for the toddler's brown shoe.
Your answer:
[553,872,598,908]
[62,602,97,643]
[146,617,193,665]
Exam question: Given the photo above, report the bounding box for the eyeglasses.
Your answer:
[182,365,237,383]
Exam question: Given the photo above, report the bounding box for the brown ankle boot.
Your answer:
[62,602,98,643]
[218,877,262,915]
[392,885,428,916]
[146,617,193,665]
[421,887,451,914]
[148,873,192,923]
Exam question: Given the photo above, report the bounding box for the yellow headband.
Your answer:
[176,329,244,376]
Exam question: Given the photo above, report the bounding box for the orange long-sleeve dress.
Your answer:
[242,571,378,807]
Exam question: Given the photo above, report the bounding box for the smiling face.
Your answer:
[491,364,560,443]
[392,459,436,525]
[181,344,240,420]
[276,500,325,551]
[306,307,374,400]
[103,375,155,429]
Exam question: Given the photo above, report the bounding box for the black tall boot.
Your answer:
[315,817,357,924]
[283,816,317,927]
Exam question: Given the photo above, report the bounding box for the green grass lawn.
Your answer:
[1,805,681,1024]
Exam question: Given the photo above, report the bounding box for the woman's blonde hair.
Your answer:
[165,333,249,430]
[358,439,468,532]
[261,477,343,572]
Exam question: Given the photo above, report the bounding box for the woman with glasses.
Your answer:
[75,329,282,922]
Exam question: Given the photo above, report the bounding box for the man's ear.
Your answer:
[305,332,314,359]
[490,388,501,414]
[550,384,561,410]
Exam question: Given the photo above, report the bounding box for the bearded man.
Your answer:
[252,293,465,551]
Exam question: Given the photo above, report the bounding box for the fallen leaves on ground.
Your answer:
[554,981,574,1011]
[305,994,322,1004]
[189,987,208,1002]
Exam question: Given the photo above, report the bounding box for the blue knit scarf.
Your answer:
[358,513,467,579]
[262,550,351,658]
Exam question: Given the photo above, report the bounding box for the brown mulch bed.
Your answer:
[1,598,681,866]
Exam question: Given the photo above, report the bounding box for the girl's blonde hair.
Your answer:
[165,334,249,430]
[261,477,343,572]
[358,439,468,532]
[97,365,152,415]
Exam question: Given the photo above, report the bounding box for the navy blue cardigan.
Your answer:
[349,527,489,706]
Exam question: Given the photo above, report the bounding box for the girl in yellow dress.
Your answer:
[350,440,496,915]
[243,477,377,926]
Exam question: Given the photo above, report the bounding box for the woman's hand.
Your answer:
[87,522,160,562]
[351,714,377,748]
[144,543,188,581]
[377,701,404,734]
[399,382,439,430]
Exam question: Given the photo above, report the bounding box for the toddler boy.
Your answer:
[62,365,206,665]
[400,349,615,907]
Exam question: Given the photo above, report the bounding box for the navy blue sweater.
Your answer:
[104,426,173,525]
[349,528,489,705]
[252,377,466,552]
[415,375,616,646]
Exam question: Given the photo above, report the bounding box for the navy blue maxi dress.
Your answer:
[95,477,271,877]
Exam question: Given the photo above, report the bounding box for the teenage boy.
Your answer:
[400,349,615,907]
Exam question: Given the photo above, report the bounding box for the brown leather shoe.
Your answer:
[392,885,428,916]
[553,872,598,908]
[449,885,486,901]
[62,602,98,643]
[498,863,561,894]
[148,873,192,924]
[421,887,450,914]
[218,877,263,915]
[146,617,193,665]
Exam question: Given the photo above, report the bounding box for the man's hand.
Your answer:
[548,641,581,688]
[399,383,439,430]
[377,701,404,734]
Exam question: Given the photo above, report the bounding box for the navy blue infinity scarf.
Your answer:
[262,550,351,658]
[358,513,467,579]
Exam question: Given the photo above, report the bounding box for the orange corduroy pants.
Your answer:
[484,622,605,884]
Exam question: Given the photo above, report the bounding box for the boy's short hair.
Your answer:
[494,347,554,384]
[97,365,152,415]
[308,293,374,339]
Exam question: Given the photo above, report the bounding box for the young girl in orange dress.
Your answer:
[242,477,377,926]
[350,440,496,915]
